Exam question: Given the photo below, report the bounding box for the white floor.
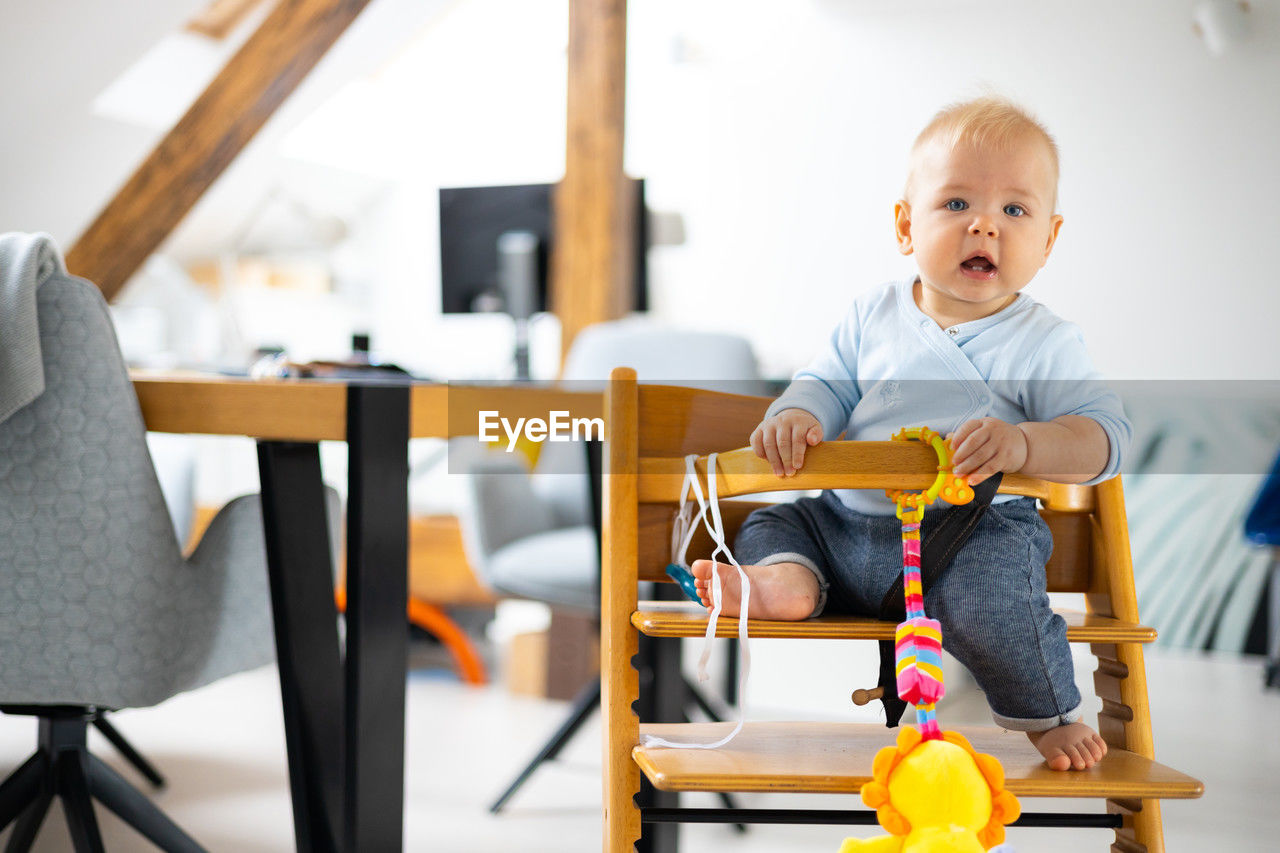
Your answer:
[0,643,1275,852]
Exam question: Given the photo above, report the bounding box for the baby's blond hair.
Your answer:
[905,96,1060,209]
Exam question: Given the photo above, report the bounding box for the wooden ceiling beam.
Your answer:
[185,0,267,40]
[67,0,374,300]
[552,0,632,362]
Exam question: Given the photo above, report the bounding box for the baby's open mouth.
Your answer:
[961,254,996,272]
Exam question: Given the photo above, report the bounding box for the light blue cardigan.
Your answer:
[766,278,1132,514]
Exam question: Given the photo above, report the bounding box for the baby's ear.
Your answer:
[1042,213,1064,263]
[893,201,913,255]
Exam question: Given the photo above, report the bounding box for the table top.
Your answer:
[131,372,604,441]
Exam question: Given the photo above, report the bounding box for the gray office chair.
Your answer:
[468,319,766,611]
[0,266,277,851]
[466,318,764,812]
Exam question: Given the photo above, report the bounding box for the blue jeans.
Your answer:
[735,491,1082,732]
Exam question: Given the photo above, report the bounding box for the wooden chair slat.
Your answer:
[636,385,768,457]
[631,603,1155,642]
[634,723,1204,799]
[636,444,1094,510]
[638,503,1093,591]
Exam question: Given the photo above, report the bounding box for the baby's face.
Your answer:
[895,133,1063,325]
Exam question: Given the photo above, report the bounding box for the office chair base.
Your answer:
[0,708,204,853]
[92,711,166,789]
[490,677,747,832]
[490,679,601,813]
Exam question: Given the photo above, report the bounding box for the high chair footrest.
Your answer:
[641,807,1125,829]
[634,722,1203,799]
[633,602,1156,643]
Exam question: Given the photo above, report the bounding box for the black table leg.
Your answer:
[344,385,410,851]
[256,441,344,853]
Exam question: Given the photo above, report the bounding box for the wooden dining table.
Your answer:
[132,373,602,852]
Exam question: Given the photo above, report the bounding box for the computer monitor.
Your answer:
[438,180,648,317]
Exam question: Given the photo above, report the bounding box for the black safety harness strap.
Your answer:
[874,472,1004,727]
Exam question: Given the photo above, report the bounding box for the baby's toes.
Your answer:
[1044,749,1071,772]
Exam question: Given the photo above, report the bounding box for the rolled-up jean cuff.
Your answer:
[756,552,827,618]
[992,702,1083,733]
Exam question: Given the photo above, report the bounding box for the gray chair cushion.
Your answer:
[485,526,599,612]
[466,452,557,559]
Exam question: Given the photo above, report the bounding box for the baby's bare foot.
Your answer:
[689,560,818,621]
[1027,722,1108,771]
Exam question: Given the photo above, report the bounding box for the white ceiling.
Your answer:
[0,0,455,266]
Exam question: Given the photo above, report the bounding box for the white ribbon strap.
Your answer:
[670,455,709,568]
[642,452,751,751]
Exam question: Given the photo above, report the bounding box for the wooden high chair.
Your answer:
[601,368,1203,852]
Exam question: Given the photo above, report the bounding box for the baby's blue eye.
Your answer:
[1003,204,1025,216]
[946,199,967,211]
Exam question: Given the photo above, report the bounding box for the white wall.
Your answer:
[0,0,203,239]
[6,0,1276,382]
[623,0,1280,380]
[259,0,573,380]
[333,0,1280,382]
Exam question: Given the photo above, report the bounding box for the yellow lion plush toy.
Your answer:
[839,727,1020,853]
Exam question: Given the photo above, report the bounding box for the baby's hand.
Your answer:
[750,408,822,477]
[948,417,1029,486]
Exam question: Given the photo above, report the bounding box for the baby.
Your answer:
[691,96,1131,773]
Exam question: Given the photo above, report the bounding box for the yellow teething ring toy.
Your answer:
[884,426,974,516]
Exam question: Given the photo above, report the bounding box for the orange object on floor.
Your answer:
[334,587,488,686]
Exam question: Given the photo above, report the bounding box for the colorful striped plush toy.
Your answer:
[882,427,972,739]
[840,428,1020,853]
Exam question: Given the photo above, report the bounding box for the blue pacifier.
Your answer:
[664,563,702,604]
